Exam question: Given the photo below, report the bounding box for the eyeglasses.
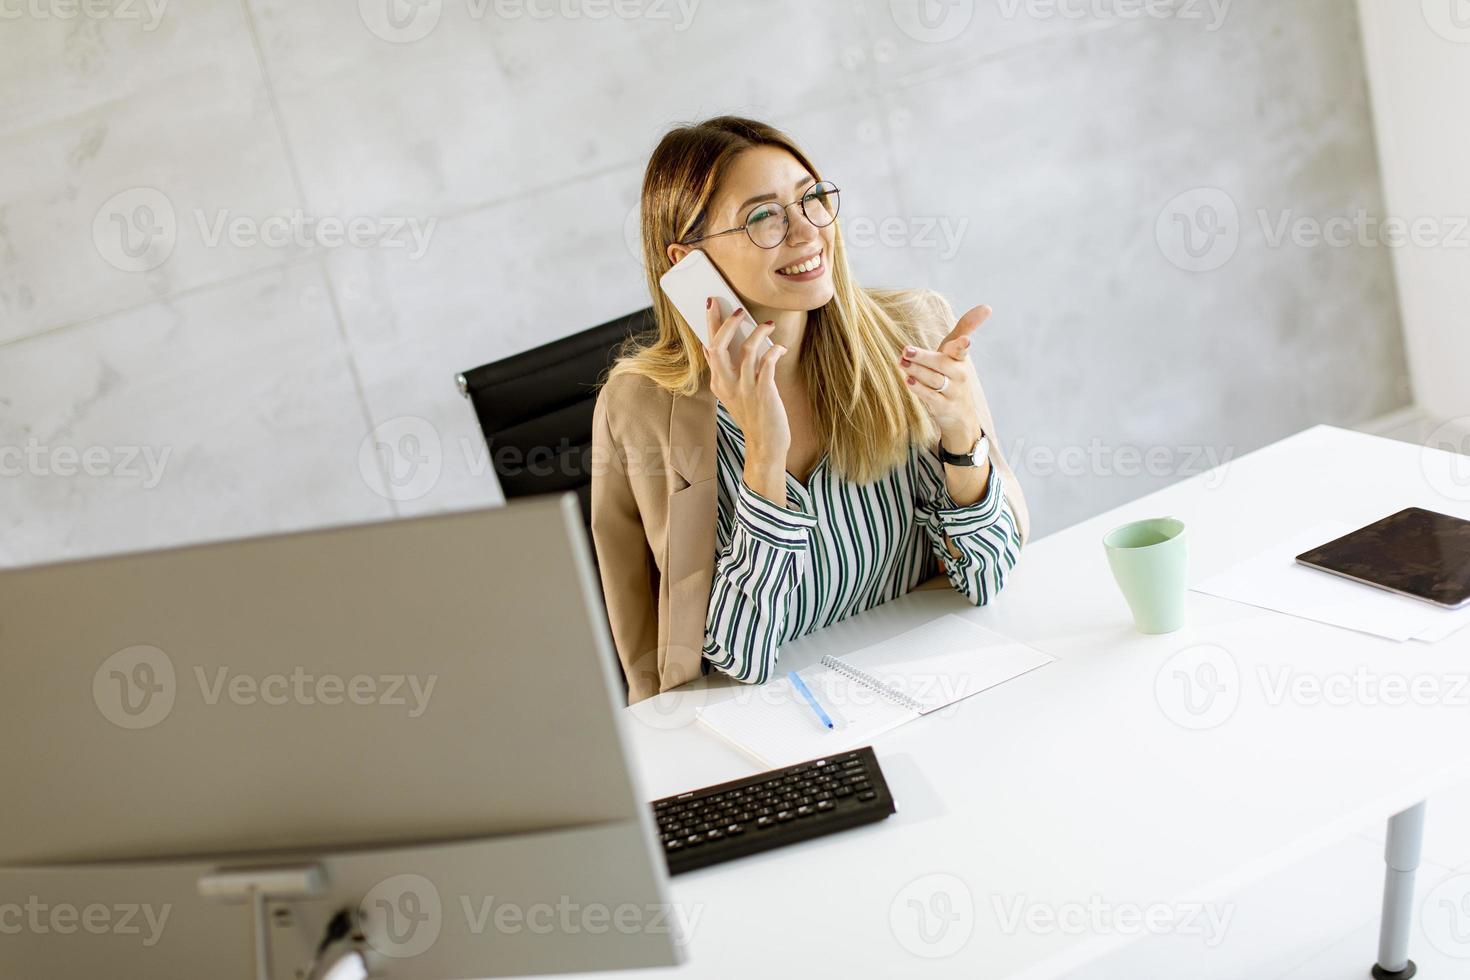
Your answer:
[682,180,841,250]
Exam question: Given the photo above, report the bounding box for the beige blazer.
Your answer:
[590,289,1032,704]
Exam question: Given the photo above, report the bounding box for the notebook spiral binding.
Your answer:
[819,655,925,714]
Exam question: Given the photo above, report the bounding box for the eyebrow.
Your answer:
[734,175,818,215]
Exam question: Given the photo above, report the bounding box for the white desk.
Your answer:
[583,425,1470,979]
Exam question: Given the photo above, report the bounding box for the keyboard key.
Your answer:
[858,791,876,801]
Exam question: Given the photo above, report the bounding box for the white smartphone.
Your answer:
[658,249,772,356]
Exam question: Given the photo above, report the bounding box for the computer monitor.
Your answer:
[0,494,684,979]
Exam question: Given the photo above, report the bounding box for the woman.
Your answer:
[592,116,1030,704]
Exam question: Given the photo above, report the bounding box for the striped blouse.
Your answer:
[702,398,1023,684]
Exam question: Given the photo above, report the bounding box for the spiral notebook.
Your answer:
[696,614,1055,768]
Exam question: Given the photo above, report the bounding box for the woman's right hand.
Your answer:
[702,300,791,494]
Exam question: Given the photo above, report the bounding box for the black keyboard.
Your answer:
[651,746,896,875]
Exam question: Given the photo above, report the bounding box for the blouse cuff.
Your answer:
[929,465,1010,538]
[735,477,818,550]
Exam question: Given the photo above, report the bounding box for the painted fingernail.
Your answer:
[900,358,911,367]
[733,307,744,318]
[904,346,917,356]
[706,297,712,309]
[765,320,775,327]
[906,376,916,386]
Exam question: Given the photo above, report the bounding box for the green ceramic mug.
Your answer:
[1103,517,1187,634]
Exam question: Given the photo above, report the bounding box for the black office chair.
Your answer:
[456,308,656,530]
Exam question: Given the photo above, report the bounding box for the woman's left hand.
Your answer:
[898,303,991,453]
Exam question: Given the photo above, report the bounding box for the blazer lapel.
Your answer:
[667,381,717,486]
[658,380,718,691]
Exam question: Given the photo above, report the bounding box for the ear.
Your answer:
[666,242,693,267]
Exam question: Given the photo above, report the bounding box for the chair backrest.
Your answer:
[456,308,656,529]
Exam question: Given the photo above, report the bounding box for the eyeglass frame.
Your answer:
[679,180,842,250]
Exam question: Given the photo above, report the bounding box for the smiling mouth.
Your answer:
[776,250,824,277]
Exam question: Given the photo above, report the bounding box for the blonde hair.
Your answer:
[605,116,939,484]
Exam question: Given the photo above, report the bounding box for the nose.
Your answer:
[782,201,820,248]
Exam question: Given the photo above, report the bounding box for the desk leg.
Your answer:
[1372,800,1427,980]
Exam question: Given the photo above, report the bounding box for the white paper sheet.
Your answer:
[1191,522,1470,642]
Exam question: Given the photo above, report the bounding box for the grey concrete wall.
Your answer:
[0,0,1408,566]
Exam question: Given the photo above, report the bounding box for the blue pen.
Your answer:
[788,671,835,730]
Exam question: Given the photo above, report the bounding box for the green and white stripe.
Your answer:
[703,398,1023,684]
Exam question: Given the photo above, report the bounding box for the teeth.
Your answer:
[778,252,823,276]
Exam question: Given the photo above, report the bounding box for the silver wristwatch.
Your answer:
[937,432,990,468]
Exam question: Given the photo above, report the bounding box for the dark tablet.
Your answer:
[1295,507,1470,610]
